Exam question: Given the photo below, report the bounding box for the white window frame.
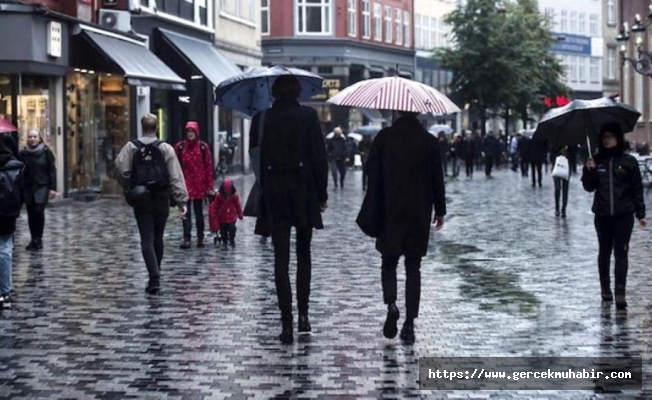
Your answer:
[578,12,585,34]
[373,3,382,41]
[431,17,437,48]
[296,0,332,35]
[384,5,392,43]
[560,10,568,32]
[235,0,240,17]
[607,0,615,26]
[415,14,422,49]
[578,56,586,83]
[261,0,269,35]
[142,0,213,30]
[589,14,598,36]
[348,0,357,37]
[395,8,402,45]
[589,57,599,83]
[607,47,616,79]
[570,56,578,82]
[570,11,577,34]
[362,0,371,39]
[403,10,410,48]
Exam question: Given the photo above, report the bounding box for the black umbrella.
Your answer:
[533,97,640,155]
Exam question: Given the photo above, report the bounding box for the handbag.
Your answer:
[243,110,266,217]
[551,155,570,180]
[125,185,151,208]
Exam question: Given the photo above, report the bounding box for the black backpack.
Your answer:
[130,140,170,192]
[0,159,24,217]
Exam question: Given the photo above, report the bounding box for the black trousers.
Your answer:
[381,255,422,320]
[183,199,205,240]
[329,158,347,187]
[220,223,237,244]
[531,162,543,186]
[134,196,170,280]
[271,224,313,314]
[484,156,494,176]
[553,177,569,213]
[362,162,369,190]
[520,159,529,176]
[26,203,46,240]
[595,214,635,291]
[465,156,474,177]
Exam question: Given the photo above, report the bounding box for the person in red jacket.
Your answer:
[209,179,243,248]
[175,121,214,249]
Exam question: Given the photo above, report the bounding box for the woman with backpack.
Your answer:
[19,129,56,251]
[175,122,214,249]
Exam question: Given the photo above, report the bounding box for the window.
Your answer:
[558,55,569,82]
[570,56,578,82]
[589,14,598,36]
[578,57,586,83]
[261,0,269,35]
[589,58,599,83]
[385,6,392,43]
[395,9,402,45]
[403,10,410,47]
[297,0,332,34]
[431,17,437,48]
[560,10,567,32]
[374,3,382,41]
[570,11,577,34]
[607,0,615,25]
[607,47,616,79]
[348,0,356,37]
[437,17,444,48]
[362,0,371,39]
[578,13,585,34]
[544,8,555,30]
[415,14,422,48]
[235,0,240,17]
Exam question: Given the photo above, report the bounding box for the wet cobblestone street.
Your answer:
[1,168,651,399]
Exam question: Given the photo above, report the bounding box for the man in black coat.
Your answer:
[528,136,547,187]
[358,111,446,344]
[326,127,349,189]
[482,132,500,177]
[249,75,329,344]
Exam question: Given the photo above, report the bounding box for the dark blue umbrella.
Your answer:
[215,65,324,116]
[533,97,641,150]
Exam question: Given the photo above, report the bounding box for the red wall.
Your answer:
[21,0,129,23]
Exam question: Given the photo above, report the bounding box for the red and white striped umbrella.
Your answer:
[327,76,461,115]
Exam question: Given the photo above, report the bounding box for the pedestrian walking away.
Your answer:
[482,132,499,177]
[209,178,243,248]
[115,113,188,295]
[0,138,24,310]
[551,145,570,218]
[248,75,328,344]
[327,127,348,189]
[358,135,373,191]
[528,135,547,187]
[518,134,530,177]
[175,121,214,249]
[18,129,56,251]
[358,111,446,344]
[581,123,647,310]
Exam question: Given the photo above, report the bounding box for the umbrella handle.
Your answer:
[586,134,593,161]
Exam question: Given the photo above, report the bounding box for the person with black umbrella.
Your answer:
[581,123,647,310]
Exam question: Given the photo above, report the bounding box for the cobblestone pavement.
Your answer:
[1,167,651,399]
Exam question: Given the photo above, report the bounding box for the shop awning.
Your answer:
[159,28,242,87]
[73,26,186,90]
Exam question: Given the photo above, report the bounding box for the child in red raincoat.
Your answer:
[209,179,243,248]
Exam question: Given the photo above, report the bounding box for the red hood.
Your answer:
[219,178,235,195]
[185,121,201,141]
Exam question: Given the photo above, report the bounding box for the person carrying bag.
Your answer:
[551,146,570,218]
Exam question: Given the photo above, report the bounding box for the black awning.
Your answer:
[73,26,186,90]
[158,28,242,87]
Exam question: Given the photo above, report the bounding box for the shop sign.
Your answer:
[47,21,62,58]
[178,96,190,104]
[311,78,342,101]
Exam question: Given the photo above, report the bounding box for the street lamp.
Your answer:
[616,7,652,77]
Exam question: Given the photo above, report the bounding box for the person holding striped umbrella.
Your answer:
[330,76,459,343]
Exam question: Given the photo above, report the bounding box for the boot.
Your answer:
[298,311,311,333]
[25,240,38,251]
[561,208,566,219]
[145,276,160,295]
[615,285,627,310]
[383,303,399,339]
[196,236,204,248]
[279,312,293,344]
[35,238,43,250]
[400,319,415,344]
[555,198,560,217]
[180,238,191,249]
[600,274,613,302]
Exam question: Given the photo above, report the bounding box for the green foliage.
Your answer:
[438,0,568,125]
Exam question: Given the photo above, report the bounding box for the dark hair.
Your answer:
[272,75,301,100]
[597,122,626,154]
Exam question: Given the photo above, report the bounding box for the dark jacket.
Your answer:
[464,137,476,159]
[528,137,547,164]
[19,144,56,205]
[0,142,22,235]
[581,150,646,220]
[249,99,328,235]
[518,137,530,161]
[360,115,446,257]
[482,135,500,158]
[327,135,349,160]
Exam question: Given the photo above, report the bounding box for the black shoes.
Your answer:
[180,239,191,249]
[26,238,42,251]
[298,313,311,333]
[383,303,399,339]
[0,294,11,310]
[615,286,627,310]
[145,277,160,295]
[400,321,415,344]
[197,237,205,248]
[279,314,293,344]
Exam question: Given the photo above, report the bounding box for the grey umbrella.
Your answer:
[533,97,641,155]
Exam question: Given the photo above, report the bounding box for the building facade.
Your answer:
[540,0,604,99]
[215,0,263,173]
[619,0,651,145]
[261,0,415,133]
[603,0,619,98]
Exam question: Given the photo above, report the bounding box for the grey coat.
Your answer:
[19,145,56,205]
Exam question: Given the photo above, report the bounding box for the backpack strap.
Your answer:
[131,139,144,149]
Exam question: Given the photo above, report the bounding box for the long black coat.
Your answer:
[249,99,328,235]
[19,145,56,205]
[360,115,446,257]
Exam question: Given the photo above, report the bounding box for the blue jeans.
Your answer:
[0,234,13,296]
